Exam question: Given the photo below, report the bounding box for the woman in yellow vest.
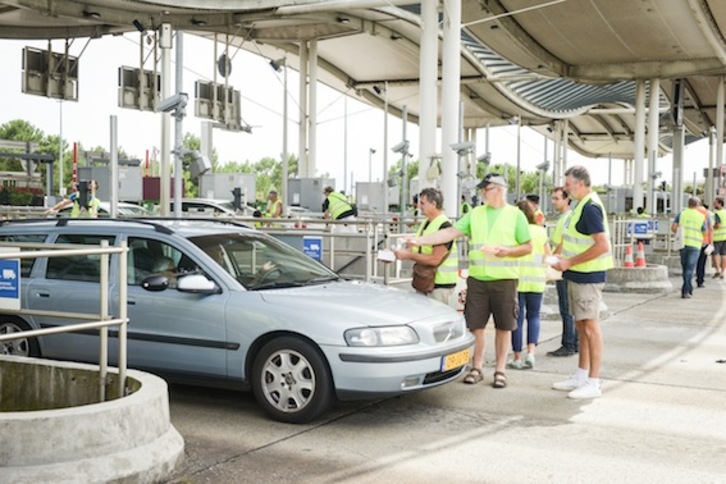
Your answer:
[394,188,458,306]
[508,200,552,370]
[671,197,706,298]
[264,190,283,228]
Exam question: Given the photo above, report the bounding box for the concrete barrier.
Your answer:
[605,264,673,293]
[0,355,184,483]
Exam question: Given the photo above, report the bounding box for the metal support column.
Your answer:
[418,0,438,190]
[440,0,462,217]
[159,23,172,216]
[647,78,660,215]
[633,80,646,212]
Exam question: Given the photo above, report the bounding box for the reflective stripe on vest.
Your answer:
[327,192,353,220]
[551,210,571,248]
[468,204,521,280]
[518,224,548,293]
[679,208,705,249]
[414,214,458,285]
[714,208,726,242]
[561,192,614,273]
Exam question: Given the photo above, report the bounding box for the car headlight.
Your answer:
[345,326,419,347]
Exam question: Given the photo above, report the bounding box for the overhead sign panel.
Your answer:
[118,66,161,111]
[21,47,79,101]
[194,80,243,132]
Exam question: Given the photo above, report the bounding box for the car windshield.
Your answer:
[189,233,339,290]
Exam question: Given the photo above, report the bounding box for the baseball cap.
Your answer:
[525,193,540,203]
[476,173,507,189]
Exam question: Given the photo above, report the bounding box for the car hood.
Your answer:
[258,280,455,326]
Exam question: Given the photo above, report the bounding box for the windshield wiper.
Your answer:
[250,281,305,291]
[304,276,340,285]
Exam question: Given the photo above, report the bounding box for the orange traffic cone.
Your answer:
[623,245,634,268]
[635,241,646,268]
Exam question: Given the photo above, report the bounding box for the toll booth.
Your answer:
[287,177,334,211]
[78,161,143,202]
[199,172,256,205]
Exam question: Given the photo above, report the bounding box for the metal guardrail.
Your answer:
[0,240,129,401]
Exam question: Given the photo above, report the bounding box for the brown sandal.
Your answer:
[463,367,484,384]
[492,371,507,389]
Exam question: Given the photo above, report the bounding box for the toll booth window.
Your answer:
[0,234,46,278]
[46,234,114,282]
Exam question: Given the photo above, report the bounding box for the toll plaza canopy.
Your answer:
[1,0,725,158]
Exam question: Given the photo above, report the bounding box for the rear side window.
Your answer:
[47,234,114,282]
[0,234,47,278]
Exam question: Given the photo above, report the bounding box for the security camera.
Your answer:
[156,92,188,113]
[477,152,491,164]
[391,140,409,154]
[536,161,550,171]
[449,141,476,154]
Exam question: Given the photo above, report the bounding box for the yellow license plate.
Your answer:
[441,347,471,371]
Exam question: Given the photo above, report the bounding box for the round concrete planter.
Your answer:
[605,264,673,293]
[0,356,184,483]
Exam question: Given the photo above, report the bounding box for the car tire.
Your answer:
[251,336,333,424]
[0,318,40,357]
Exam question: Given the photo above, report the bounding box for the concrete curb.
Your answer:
[605,264,673,293]
[0,356,184,483]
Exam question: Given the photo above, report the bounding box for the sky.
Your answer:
[0,32,717,196]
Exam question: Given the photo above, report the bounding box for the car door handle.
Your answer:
[127,300,136,305]
[36,291,50,298]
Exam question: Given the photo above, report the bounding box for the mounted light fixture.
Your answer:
[191,18,207,27]
[269,59,282,72]
[372,85,382,95]
[337,15,350,24]
[132,19,146,33]
[83,10,101,19]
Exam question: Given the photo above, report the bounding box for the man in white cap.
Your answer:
[406,173,532,389]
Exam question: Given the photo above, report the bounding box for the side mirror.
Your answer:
[177,274,219,294]
[141,274,169,292]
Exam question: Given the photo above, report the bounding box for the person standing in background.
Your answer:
[711,197,726,279]
[547,186,578,357]
[44,180,100,218]
[508,199,551,370]
[526,194,545,226]
[672,197,706,299]
[695,201,713,288]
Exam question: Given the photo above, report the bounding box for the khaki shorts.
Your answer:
[567,282,604,321]
[428,287,455,307]
[463,278,518,331]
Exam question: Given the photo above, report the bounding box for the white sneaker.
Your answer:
[552,373,587,391]
[567,379,602,399]
[524,353,535,369]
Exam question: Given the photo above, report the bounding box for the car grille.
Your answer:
[423,367,463,385]
[432,320,465,343]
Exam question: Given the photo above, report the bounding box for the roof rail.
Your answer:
[0,216,254,234]
[0,217,174,234]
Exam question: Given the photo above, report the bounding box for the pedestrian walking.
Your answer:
[671,197,707,298]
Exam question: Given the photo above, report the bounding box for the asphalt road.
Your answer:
[165,278,726,483]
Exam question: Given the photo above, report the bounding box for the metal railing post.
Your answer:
[99,239,109,401]
[118,240,128,397]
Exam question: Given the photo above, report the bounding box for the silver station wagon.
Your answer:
[0,219,473,423]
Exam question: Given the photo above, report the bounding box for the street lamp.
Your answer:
[368,148,376,182]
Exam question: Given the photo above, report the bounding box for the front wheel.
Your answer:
[0,318,40,357]
[251,336,333,424]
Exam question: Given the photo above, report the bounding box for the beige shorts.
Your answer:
[567,282,604,321]
[428,287,455,307]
